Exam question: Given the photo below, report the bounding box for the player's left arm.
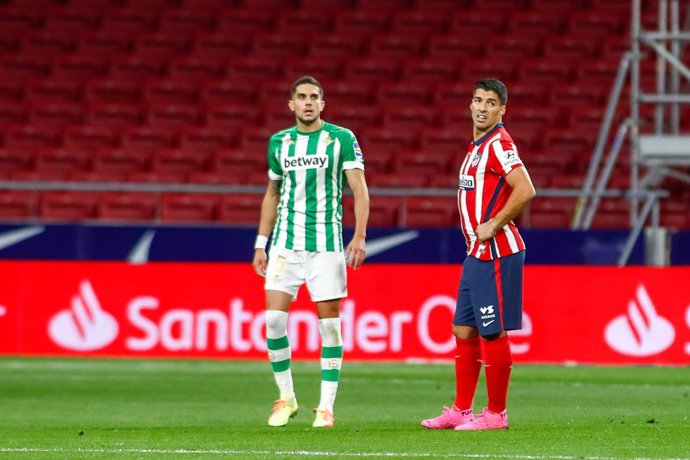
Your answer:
[344,168,369,269]
[476,166,536,242]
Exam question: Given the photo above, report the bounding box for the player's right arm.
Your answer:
[252,179,281,278]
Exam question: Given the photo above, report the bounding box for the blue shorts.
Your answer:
[454,251,525,336]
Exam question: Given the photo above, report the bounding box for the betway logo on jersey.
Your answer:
[283,155,329,171]
[604,284,675,357]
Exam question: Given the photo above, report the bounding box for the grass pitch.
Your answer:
[0,357,688,459]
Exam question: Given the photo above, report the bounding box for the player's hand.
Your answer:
[252,249,267,278]
[476,218,498,242]
[345,236,366,270]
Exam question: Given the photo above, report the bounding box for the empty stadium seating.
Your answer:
[0,0,684,228]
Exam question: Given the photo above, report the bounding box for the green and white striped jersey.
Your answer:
[267,121,365,252]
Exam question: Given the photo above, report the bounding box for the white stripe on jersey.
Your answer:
[274,138,291,249]
[292,135,309,250]
[475,142,491,225]
[459,146,477,254]
[315,131,329,251]
[503,224,520,252]
[330,138,341,250]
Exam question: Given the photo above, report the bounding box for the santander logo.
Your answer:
[605,285,675,357]
[48,280,119,351]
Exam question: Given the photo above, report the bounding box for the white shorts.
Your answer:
[265,247,347,302]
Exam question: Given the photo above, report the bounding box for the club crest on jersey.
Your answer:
[282,137,295,146]
[322,135,334,146]
[458,174,475,190]
[471,153,482,167]
[283,154,329,171]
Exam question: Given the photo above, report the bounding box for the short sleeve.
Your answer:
[341,130,365,171]
[267,134,283,180]
[490,139,523,177]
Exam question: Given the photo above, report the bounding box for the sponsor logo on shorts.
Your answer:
[283,155,329,171]
[480,305,496,327]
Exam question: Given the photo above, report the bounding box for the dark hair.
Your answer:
[475,78,508,106]
[290,75,324,98]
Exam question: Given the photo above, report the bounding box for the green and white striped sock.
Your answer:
[266,310,295,402]
[318,318,343,413]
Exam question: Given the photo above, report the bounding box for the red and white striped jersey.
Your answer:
[457,123,526,261]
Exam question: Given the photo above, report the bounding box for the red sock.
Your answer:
[481,335,513,413]
[453,337,481,411]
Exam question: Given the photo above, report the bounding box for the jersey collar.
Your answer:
[473,122,503,147]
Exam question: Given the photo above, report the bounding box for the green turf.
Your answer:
[0,357,688,459]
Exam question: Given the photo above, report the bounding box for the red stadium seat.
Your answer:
[28,102,85,128]
[168,56,225,81]
[326,105,381,134]
[158,8,216,34]
[88,102,143,129]
[33,147,92,175]
[333,8,391,35]
[368,171,429,189]
[226,56,284,80]
[342,195,400,228]
[566,11,626,37]
[77,30,134,57]
[276,9,332,34]
[98,192,158,222]
[151,148,210,177]
[51,54,108,81]
[160,193,219,222]
[0,55,51,80]
[211,148,266,177]
[283,58,343,82]
[108,55,166,82]
[382,104,437,131]
[401,57,460,83]
[308,34,364,59]
[134,32,191,60]
[85,78,141,104]
[543,36,601,61]
[322,81,375,107]
[450,11,508,36]
[394,149,451,177]
[509,10,566,36]
[359,128,418,156]
[39,191,99,222]
[21,30,77,57]
[405,196,456,227]
[517,60,576,84]
[549,82,604,109]
[62,126,117,150]
[205,103,259,129]
[178,127,236,153]
[217,7,277,34]
[377,81,433,106]
[419,129,466,155]
[0,148,33,176]
[25,78,83,104]
[0,190,38,221]
[100,10,159,34]
[427,33,484,59]
[368,33,425,58]
[201,78,257,105]
[344,57,401,82]
[217,194,263,224]
[391,9,450,35]
[0,102,27,128]
[251,32,309,57]
[4,125,61,150]
[43,8,101,33]
[193,32,251,60]
[146,103,202,129]
[119,126,177,153]
[93,147,151,175]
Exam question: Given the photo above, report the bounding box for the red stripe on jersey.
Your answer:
[456,125,526,261]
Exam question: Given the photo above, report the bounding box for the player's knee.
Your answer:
[265,310,288,336]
